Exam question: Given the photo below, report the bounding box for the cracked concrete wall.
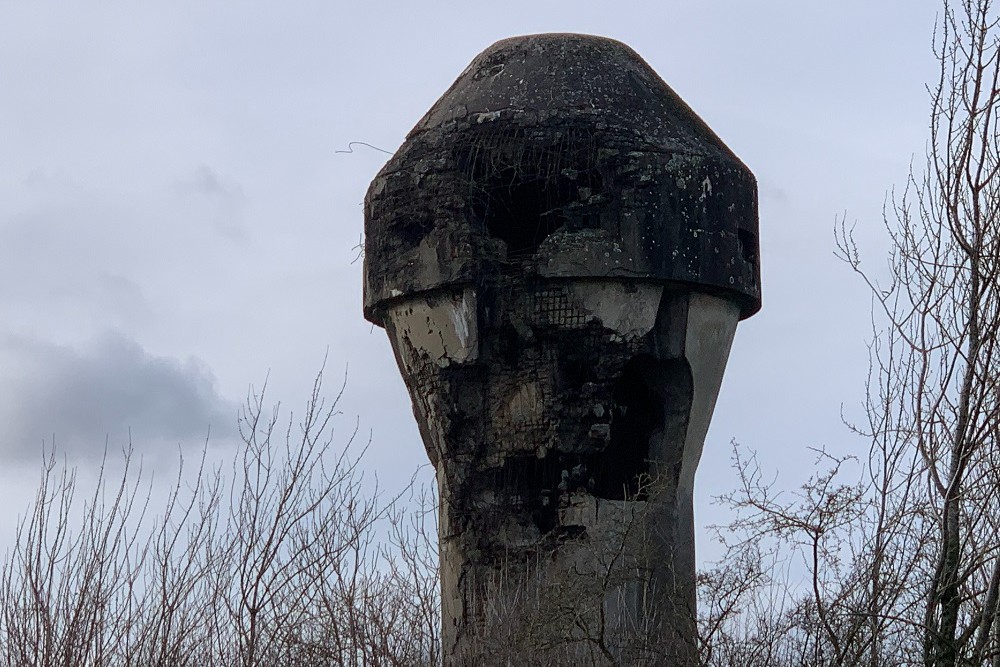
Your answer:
[363,33,760,666]
[382,283,738,662]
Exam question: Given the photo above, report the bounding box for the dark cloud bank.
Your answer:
[0,331,238,460]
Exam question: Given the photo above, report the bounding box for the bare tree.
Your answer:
[699,1,1000,665]
[0,369,442,667]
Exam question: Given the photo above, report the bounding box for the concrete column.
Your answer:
[363,33,761,666]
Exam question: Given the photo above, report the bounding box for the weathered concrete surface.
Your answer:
[363,34,760,324]
[364,33,760,666]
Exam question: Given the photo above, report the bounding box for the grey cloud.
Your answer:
[182,165,231,197]
[0,332,238,460]
[760,181,789,205]
[0,202,152,332]
[175,165,247,241]
[91,272,150,322]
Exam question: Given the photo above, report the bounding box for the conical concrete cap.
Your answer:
[414,34,735,157]
[364,33,761,322]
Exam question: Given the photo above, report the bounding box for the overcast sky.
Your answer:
[0,1,941,561]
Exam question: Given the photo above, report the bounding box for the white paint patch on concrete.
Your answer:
[678,292,739,497]
[452,298,472,350]
[386,288,479,370]
[570,282,663,339]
